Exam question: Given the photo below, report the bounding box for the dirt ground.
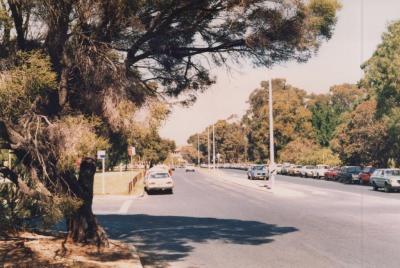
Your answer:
[0,232,142,268]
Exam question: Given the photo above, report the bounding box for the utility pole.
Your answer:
[207,127,210,169]
[213,124,216,169]
[197,133,200,166]
[268,78,276,189]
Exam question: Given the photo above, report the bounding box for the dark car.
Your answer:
[358,167,376,185]
[337,166,362,184]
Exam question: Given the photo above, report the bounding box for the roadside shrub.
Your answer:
[0,176,82,237]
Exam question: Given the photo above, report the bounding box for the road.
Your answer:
[93,168,400,268]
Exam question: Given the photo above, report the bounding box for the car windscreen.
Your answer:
[149,173,170,179]
[363,167,375,173]
[253,166,265,170]
[386,170,400,176]
[347,167,361,173]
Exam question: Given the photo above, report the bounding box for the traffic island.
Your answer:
[0,232,143,268]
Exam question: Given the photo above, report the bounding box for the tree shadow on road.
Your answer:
[97,214,298,267]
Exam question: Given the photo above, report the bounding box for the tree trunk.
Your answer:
[67,158,109,247]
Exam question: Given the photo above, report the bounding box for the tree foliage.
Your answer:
[279,138,340,166]
[308,84,365,146]
[242,79,315,162]
[363,20,400,116]
[331,100,389,167]
[188,119,246,163]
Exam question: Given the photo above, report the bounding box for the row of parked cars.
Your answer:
[279,164,400,193]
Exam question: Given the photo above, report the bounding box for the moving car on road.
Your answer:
[358,167,376,185]
[144,169,174,194]
[337,166,362,184]
[185,164,196,172]
[247,165,268,180]
[371,169,400,192]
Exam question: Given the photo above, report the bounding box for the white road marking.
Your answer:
[118,199,134,214]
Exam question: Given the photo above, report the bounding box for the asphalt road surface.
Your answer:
[93,169,400,268]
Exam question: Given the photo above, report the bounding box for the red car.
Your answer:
[324,168,340,181]
[358,167,376,185]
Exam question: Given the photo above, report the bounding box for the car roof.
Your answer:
[148,167,169,173]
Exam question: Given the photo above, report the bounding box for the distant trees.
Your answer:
[279,138,340,166]
[331,100,389,166]
[363,21,400,116]
[242,79,315,163]
[309,84,366,147]
[188,119,246,163]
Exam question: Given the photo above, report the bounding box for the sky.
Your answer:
[160,0,400,146]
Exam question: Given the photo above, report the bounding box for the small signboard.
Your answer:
[128,146,136,156]
[97,150,106,159]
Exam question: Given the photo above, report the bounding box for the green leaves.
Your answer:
[363,20,400,116]
[0,51,57,122]
[307,0,342,39]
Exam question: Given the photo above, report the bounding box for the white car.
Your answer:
[371,169,400,193]
[300,165,317,178]
[144,170,174,194]
[314,165,330,179]
[185,164,195,172]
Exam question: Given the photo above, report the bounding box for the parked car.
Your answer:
[280,163,292,175]
[289,165,303,176]
[275,164,283,174]
[371,169,400,192]
[324,167,340,181]
[144,169,174,194]
[301,165,317,178]
[358,167,376,185]
[314,165,330,179]
[185,164,196,172]
[247,165,268,180]
[337,166,362,184]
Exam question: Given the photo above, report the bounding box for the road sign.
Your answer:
[97,150,106,159]
[128,146,136,156]
[97,150,106,194]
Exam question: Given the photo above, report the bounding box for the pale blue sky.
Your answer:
[160,0,400,145]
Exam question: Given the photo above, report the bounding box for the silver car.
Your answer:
[247,165,268,180]
[371,169,400,193]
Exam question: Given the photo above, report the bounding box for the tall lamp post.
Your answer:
[213,124,216,169]
[207,127,210,169]
[268,78,276,189]
[197,133,200,166]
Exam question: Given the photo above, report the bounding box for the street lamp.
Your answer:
[197,133,200,166]
[268,78,276,189]
[213,124,216,169]
[208,127,210,169]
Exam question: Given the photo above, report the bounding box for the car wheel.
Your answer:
[372,182,378,191]
[384,183,392,193]
[169,189,174,194]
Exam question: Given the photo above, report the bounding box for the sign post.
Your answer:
[97,150,106,194]
[128,146,136,169]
